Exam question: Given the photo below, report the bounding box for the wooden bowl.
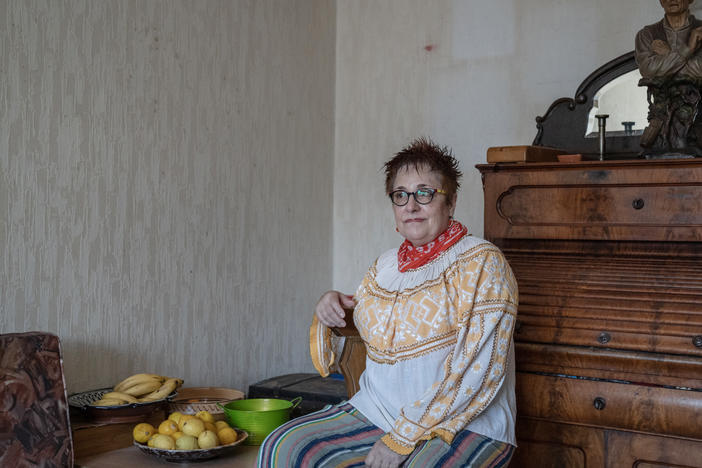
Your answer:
[167,387,245,419]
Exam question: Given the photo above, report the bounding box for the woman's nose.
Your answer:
[405,196,420,210]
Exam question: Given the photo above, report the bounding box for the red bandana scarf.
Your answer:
[397,220,468,272]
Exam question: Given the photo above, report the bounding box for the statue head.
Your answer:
[660,0,694,16]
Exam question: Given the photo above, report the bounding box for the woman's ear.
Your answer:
[449,193,457,215]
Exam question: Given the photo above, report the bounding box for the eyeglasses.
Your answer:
[389,187,448,206]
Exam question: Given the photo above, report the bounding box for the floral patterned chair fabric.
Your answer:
[0,331,74,467]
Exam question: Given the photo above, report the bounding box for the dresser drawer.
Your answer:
[513,418,605,468]
[516,372,702,439]
[515,343,702,390]
[497,183,702,231]
[607,431,702,468]
[480,159,702,242]
[515,312,702,358]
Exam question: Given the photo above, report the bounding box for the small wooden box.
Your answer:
[487,145,563,163]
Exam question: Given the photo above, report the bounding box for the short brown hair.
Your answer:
[383,137,463,201]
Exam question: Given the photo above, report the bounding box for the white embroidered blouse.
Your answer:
[310,235,518,455]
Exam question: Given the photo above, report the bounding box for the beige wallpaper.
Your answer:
[333,0,668,292]
[0,0,336,394]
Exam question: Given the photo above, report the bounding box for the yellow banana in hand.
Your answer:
[113,373,165,392]
[139,377,183,402]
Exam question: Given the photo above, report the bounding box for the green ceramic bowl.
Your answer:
[218,397,301,445]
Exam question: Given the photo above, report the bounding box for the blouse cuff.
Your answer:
[432,427,456,445]
[380,433,417,456]
[382,424,457,456]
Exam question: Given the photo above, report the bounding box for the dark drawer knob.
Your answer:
[693,335,702,348]
[598,332,611,344]
[514,320,522,333]
[632,198,645,209]
[593,397,606,410]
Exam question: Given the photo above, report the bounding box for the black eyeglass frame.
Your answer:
[388,187,448,206]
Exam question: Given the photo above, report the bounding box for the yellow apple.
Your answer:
[151,434,175,450]
[175,434,199,450]
[182,418,205,437]
[197,430,219,449]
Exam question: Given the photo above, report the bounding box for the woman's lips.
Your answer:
[405,218,424,223]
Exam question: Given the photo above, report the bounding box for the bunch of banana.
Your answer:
[139,377,184,402]
[90,390,140,406]
[113,373,166,393]
[90,373,184,406]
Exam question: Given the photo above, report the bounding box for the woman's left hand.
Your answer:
[364,439,409,468]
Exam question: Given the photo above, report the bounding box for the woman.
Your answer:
[258,138,517,468]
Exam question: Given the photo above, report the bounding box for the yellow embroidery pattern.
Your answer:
[366,244,518,453]
[355,245,517,365]
[309,240,519,455]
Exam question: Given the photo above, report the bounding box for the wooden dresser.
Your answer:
[477,158,702,468]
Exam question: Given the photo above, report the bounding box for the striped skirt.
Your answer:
[257,402,514,468]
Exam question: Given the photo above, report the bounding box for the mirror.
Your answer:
[533,51,643,159]
[585,69,648,138]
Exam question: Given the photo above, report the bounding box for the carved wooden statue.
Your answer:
[635,0,702,156]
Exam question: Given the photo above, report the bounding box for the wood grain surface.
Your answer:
[479,159,702,466]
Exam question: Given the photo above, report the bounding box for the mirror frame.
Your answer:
[533,51,642,159]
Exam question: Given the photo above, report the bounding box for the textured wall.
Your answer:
[333,0,678,292]
[0,0,336,393]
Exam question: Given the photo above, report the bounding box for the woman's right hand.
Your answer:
[315,291,356,328]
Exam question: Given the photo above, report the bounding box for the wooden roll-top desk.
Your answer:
[476,157,702,467]
[474,50,702,466]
